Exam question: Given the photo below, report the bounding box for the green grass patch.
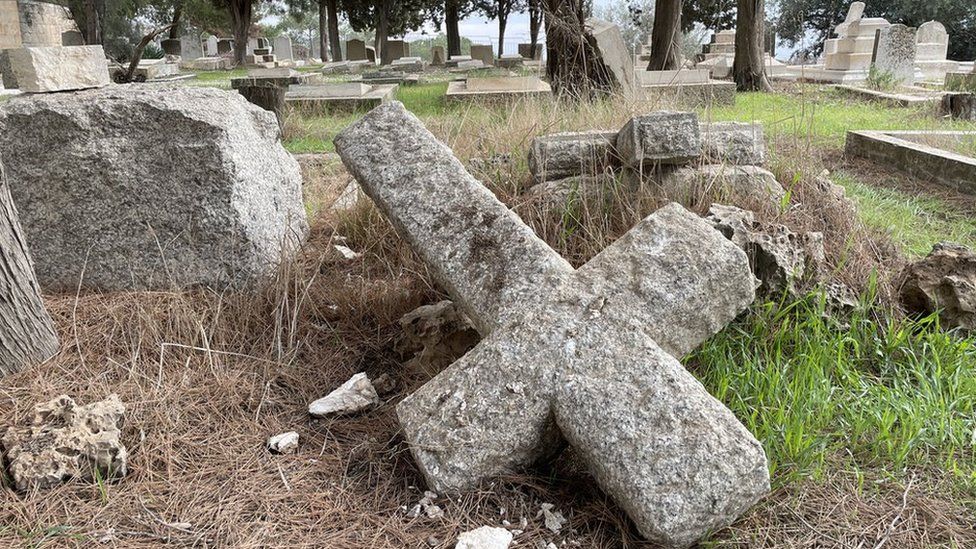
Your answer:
[695,294,976,491]
[397,82,449,116]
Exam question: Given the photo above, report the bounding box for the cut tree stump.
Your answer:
[0,158,59,378]
[942,92,976,121]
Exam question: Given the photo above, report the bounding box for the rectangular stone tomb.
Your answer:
[333,101,769,548]
[6,45,110,92]
[285,83,397,111]
[637,69,735,107]
[446,76,552,101]
[846,130,976,195]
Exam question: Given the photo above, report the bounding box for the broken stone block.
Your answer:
[394,301,480,374]
[659,165,786,206]
[707,204,823,295]
[308,373,380,417]
[335,102,769,547]
[899,242,976,331]
[2,394,127,491]
[5,46,110,93]
[455,526,513,549]
[267,431,299,454]
[0,86,308,292]
[700,121,766,165]
[525,173,619,211]
[616,112,701,168]
[527,130,618,182]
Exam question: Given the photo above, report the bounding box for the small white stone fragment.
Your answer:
[537,504,566,533]
[333,244,361,260]
[267,431,300,454]
[455,526,514,549]
[308,373,379,417]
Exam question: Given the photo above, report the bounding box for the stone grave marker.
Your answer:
[873,24,917,87]
[385,39,409,62]
[915,21,956,81]
[205,35,218,56]
[585,18,637,96]
[0,86,308,291]
[334,101,770,548]
[347,39,367,61]
[470,44,494,66]
[274,35,294,61]
[6,45,109,92]
[431,45,445,65]
[180,33,203,60]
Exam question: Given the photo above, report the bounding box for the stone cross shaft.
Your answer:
[335,102,770,548]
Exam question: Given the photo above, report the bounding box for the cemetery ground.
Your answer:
[2,76,976,547]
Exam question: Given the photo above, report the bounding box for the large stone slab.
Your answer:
[585,18,637,96]
[335,102,769,547]
[6,45,109,92]
[616,111,702,167]
[873,24,917,86]
[528,130,619,182]
[0,86,308,291]
[701,121,766,165]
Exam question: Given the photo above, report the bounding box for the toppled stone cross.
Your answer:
[335,102,770,548]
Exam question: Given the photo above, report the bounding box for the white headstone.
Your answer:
[874,24,917,86]
[180,33,203,60]
[274,35,293,61]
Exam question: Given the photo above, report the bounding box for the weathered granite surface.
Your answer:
[528,130,619,182]
[6,45,110,92]
[616,112,702,167]
[701,121,766,165]
[2,394,127,491]
[0,86,308,291]
[335,102,768,547]
[660,165,786,206]
[394,300,480,373]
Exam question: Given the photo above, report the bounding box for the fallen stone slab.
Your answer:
[528,130,619,182]
[0,153,59,378]
[701,121,766,165]
[0,86,308,292]
[455,526,513,549]
[616,111,702,168]
[2,394,127,491]
[335,101,768,547]
[5,45,110,93]
[308,372,380,417]
[899,242,976,330]
[659,165,785,206]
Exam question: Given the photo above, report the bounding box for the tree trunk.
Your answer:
[230,0,251,66]
[498,11,508,59]
[75,0,102,44]
[0,161,59,379]
[528,0,541,58]
[123,24,175,82]
[318,0,329,61]
[647,0,681,70]
[168,2,183,40]
[733,0,772,91]
[326,0,342,61]
[446,0,461,57]
[542,0,615,98]
[376,0,390,65]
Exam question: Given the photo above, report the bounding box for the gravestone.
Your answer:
[334,102,769,548]
[347,39,367,61]
[823,2,889,73]
[518,43,542,60]
[0,86,308,291]
[274,35,293,61]
[0,152,59,379]
[205,35,218,56]
[915,21,956,82]
[6,45,109,92]
[385,39,409,62]
[873,24,917,87]
[585,18,637,96]
[180,33,203,60]
[470,44,494,66]
[431,45,445,65]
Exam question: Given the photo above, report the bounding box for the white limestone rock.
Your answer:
[6,46,110,93]
[455,526,513,549]
[700,121,766,165]
[616,112,702,167]
[308,373,380,417]
[2,394,127,491]
[267,431,300,454]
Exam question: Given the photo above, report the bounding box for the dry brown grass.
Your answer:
[1,95,966,548]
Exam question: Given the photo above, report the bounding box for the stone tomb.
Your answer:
[446,75,552,102]
[347,39,367,61]
[785,2,889,84]
[637,68,736,106]
[384,39,409,62]
[334,101,769,548]
[286,81,397,112]
[5,45,109,92]
[274,35,294,61]
[872,24,918,87]
[915,21,957,82]
[470,44,494,66]
[847,130,976,194]
[0,86,308,291]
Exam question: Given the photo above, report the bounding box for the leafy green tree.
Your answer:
[682,0,735,32]
[342,0,439,64]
